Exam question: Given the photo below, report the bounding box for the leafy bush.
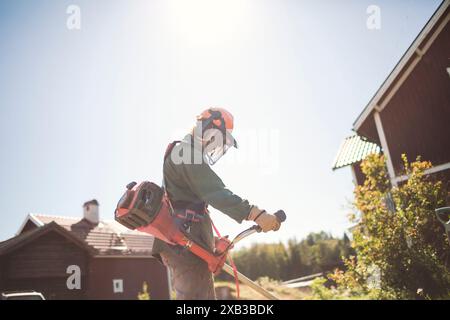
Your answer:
[137,281,150,300]
[316,154,450,299]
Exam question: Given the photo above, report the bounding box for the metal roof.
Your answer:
[332,135,381,170]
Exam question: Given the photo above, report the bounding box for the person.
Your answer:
[154,107,281,300]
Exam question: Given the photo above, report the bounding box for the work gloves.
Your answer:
[247,206,281,233]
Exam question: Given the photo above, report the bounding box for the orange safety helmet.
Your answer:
[195,107,238,164]
[197,107,238,147]
[197,108,234,131]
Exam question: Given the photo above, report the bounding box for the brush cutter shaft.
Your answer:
[222,263,280,300]
[221,210,286,299]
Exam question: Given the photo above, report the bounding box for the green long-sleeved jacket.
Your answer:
[152,135,253,254]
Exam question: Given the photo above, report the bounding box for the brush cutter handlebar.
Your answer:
[231,210,286,245]
[217,210,286,299]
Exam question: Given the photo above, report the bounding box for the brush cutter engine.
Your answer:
[115,181,235,273]
[115,181,181,245]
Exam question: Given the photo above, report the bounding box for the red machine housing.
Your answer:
[115,181,230,274]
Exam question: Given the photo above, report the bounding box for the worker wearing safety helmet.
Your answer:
[153,108,281,300]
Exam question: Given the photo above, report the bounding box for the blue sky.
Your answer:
[0,0,442,245]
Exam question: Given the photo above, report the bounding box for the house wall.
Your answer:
[0,232,89,299]
[20,220,39,234]
[377,20,450,177]
[0,230,170,300]
[87,257,169,300]
[351,162,366,186]
[428,168,450,196]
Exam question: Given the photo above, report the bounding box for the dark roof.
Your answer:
[0,222,96,256]
[10,214,155,257]
[332,135,381,170]
[83,199,99,207]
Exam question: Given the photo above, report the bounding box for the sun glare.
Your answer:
[164,0,250,47]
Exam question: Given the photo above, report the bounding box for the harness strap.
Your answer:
[227,254,240,299]
[175,209,204,223]
[210,218,240,299]
[210,217,222,238]
[162,141,181,215]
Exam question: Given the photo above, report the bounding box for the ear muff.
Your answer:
[195,108,237,165]
[199,110,228,161]
[209,110,223,128]
[201,110,226,136]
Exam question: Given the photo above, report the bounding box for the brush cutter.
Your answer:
[115,180,286,300]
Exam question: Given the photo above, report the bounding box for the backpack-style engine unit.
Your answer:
[114,180,232,274]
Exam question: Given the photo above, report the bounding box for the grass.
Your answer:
[214,278,308,300]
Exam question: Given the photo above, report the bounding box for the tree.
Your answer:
[218,232,354,282]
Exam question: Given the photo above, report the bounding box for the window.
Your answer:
[113,279,123,293]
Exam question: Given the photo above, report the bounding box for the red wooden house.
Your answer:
[333,0,450,188]
[0,200,170,300]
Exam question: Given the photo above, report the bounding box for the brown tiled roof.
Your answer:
[21,214,155,257]
[0,222,96,256]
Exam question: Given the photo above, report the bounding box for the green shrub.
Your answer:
[318,154,450,299]
[137,281,151,300]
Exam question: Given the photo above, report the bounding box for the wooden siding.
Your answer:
[87,257,170,300]
[3,232,88,279]
[358,112,379,144]
[20,220,39,234]
[0,232,88,299]
[379,21,450,176]
[0,222,170,300]
[351,162,366,186]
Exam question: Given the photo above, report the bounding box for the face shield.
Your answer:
[203,128,238,165]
